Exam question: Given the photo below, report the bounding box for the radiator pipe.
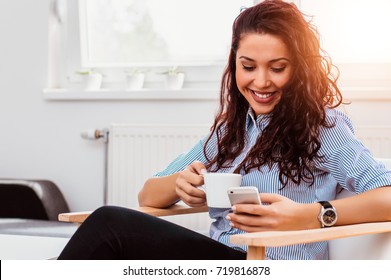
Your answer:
[81,128,109,205]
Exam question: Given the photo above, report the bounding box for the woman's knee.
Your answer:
[84,205,127,224]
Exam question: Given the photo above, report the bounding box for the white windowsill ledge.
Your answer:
[43,88,220,101]
[42,87,391,101]
[342,87,391,101]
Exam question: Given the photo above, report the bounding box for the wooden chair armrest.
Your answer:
[58,205,208,225]
[138,205,208,216]
[230,221,391,259]
[58,211,92,224]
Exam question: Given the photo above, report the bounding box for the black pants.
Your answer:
[58,206,246,260]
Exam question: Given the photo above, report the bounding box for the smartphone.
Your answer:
[227,186,261,206]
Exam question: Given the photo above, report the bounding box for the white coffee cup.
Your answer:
[203,173,242,208]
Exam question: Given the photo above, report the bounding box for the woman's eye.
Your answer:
[242,65,255,71]
[271,67,286,73]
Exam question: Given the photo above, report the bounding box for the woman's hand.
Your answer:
[226,193,320,232]
[175,160,207,207]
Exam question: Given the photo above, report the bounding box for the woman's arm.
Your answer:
[332,186,391,225]
[227,186,391,232]
[138,161,207,208]
[138,173,180,208]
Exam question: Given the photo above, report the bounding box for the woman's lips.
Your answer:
[249,89,277,103]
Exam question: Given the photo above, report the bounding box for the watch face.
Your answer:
[322,209,337,226]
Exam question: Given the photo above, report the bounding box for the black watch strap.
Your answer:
[318,201,333,209]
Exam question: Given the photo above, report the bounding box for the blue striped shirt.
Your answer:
[154,108,391,259]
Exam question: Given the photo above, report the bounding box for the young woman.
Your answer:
[58,0,391,260]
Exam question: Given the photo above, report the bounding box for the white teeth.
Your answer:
[251,90,273,99]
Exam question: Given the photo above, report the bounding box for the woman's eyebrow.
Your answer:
[270,58,290,63]
[238,56,291,63]
[238,55,255,61]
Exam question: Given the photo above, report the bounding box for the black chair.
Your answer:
[0,179,70,220]
[0,179,77,237]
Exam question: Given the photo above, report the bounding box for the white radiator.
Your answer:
[107,123,212,231]
[106,124,391,230]
[355,126,391,157]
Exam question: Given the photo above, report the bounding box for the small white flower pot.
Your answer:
[126,73,145,90]
[83,73,103,91]
[165,73,185,90]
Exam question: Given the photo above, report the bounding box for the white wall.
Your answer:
[0,0,217,211]
[1,1,390,212]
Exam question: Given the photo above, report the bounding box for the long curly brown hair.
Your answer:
[204,0,343,187]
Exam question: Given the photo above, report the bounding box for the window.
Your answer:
[45,0,390,100]
[47,0,255,94]
[299,0,391,63]
[79,0,254,67]
[296,0,391,90]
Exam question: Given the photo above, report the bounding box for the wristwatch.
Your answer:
[317,201,337,228]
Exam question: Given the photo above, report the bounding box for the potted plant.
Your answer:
[124,69,147,90]
[77,69,103,91]
[161,66,185,90]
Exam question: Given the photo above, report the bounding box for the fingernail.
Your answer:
[200,169,207,175]
[231,206,236,212]
[225,215,231,220]
[229,222,234,227]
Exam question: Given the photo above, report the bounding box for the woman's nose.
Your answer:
[253,70,271,89]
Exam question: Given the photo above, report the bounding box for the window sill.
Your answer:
[342,87,391,101]
[42,87,391,101]
[43,88,219,101]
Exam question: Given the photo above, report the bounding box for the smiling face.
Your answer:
[235,33,292,116]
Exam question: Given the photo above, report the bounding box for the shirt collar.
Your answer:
[246,107,271,131]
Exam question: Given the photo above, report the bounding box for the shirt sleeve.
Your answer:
[318,109,391,193]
